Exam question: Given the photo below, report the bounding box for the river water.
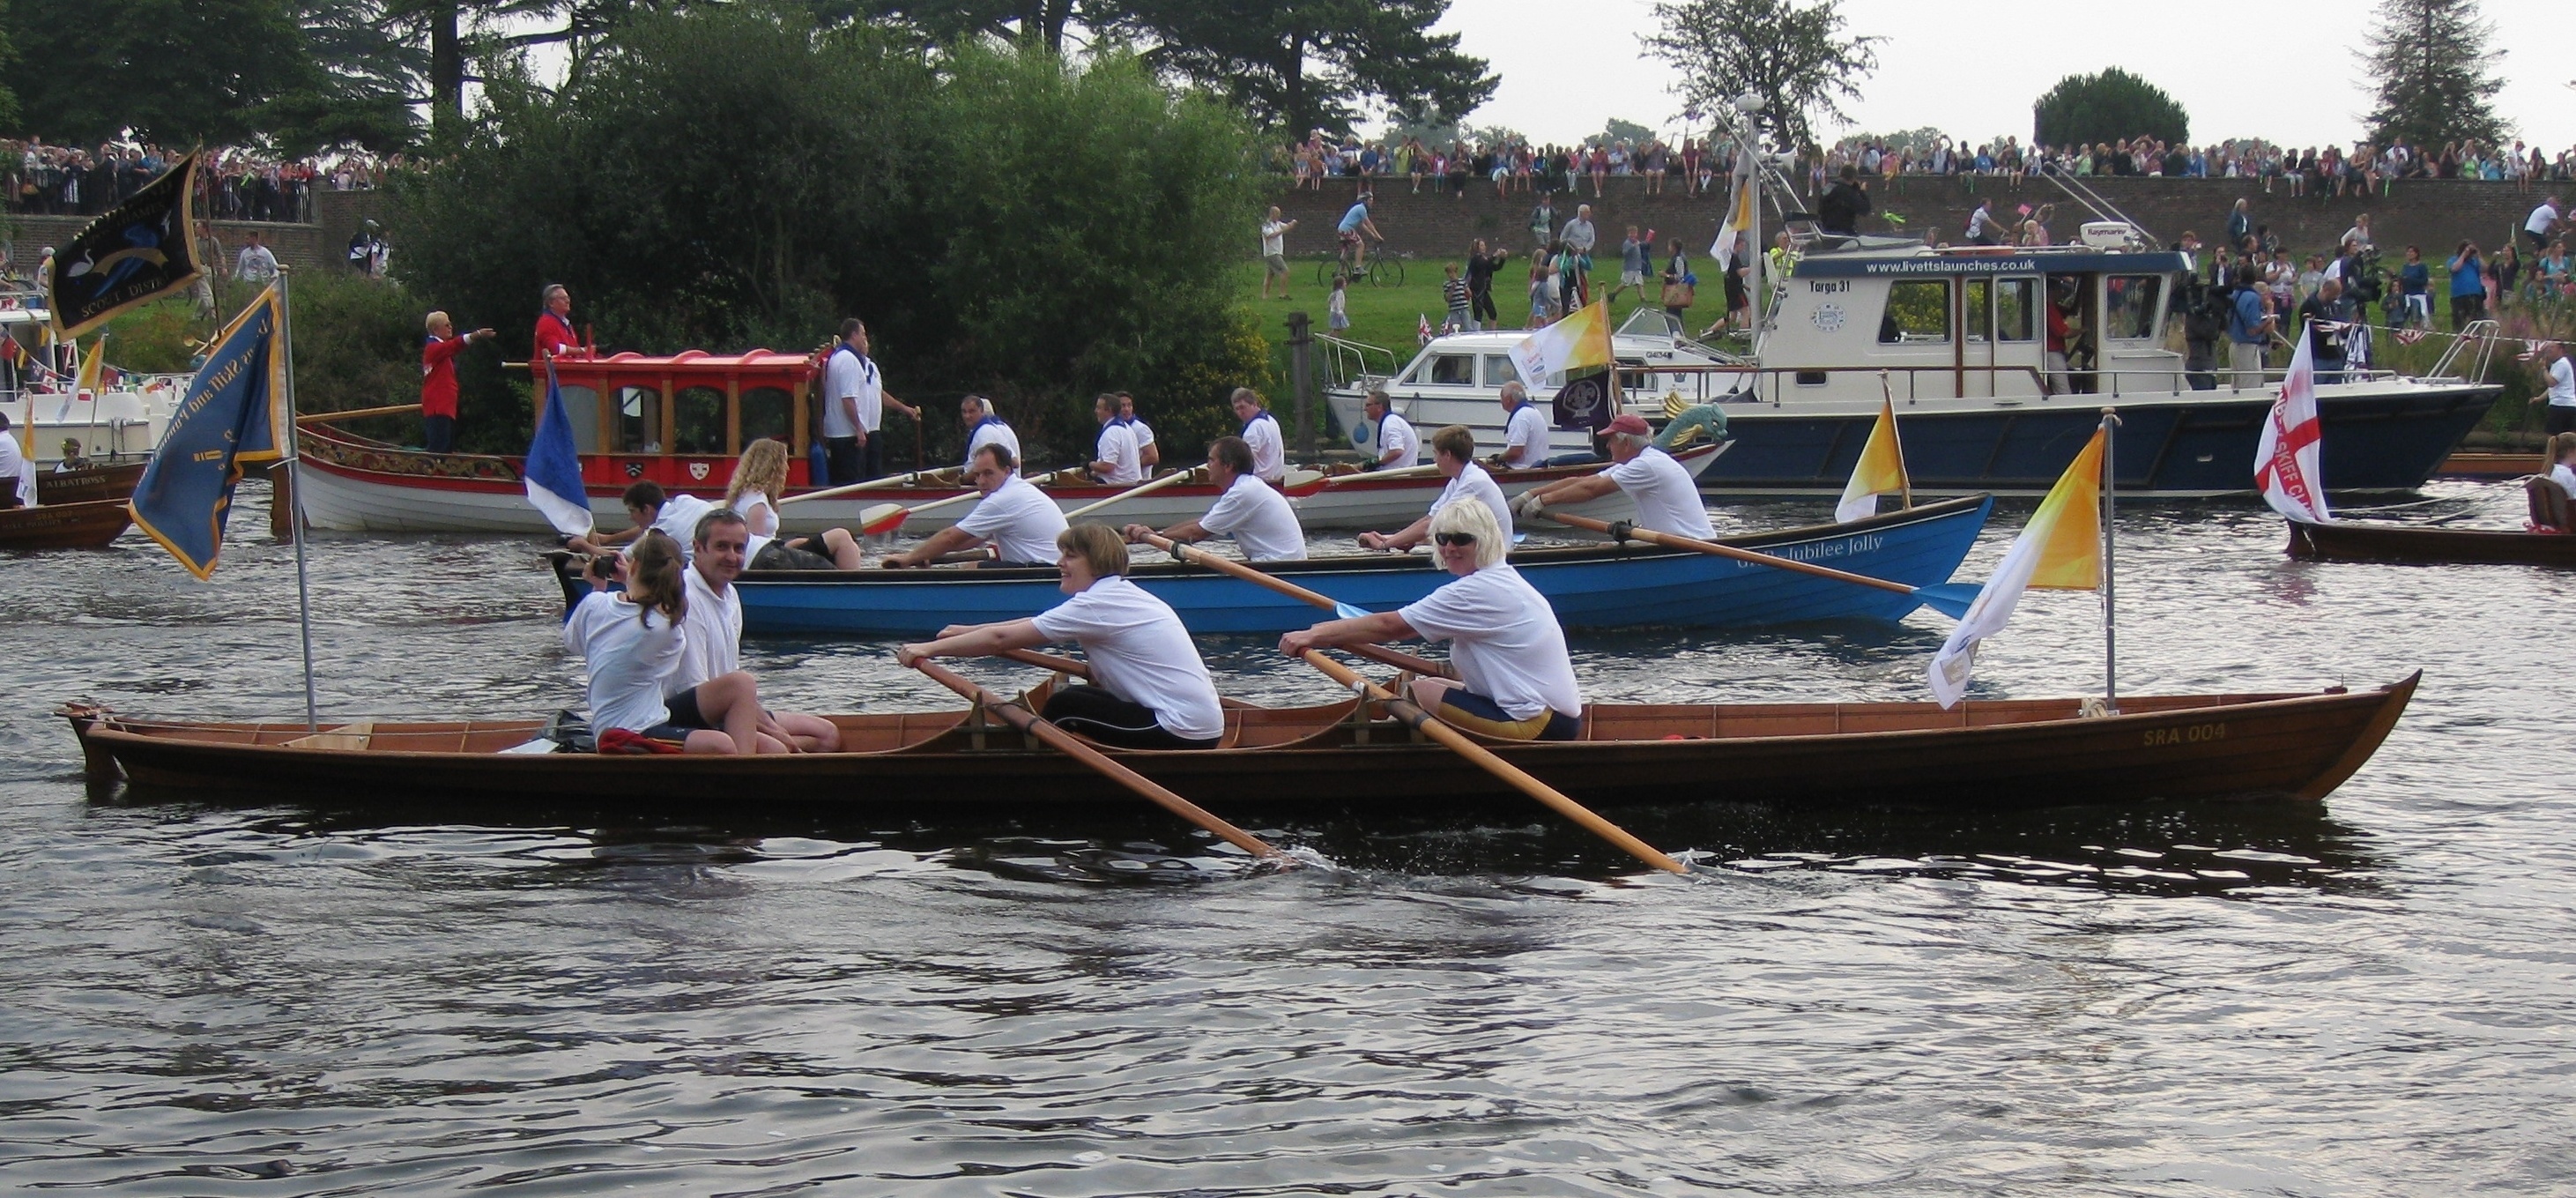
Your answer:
[4,480,2570,1194]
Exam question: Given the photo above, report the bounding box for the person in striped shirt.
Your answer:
[1441,264,1471,332]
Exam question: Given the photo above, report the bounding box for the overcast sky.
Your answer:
[1435,0,2572,151]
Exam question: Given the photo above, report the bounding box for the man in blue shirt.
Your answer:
[2225,265,2275,389]
[2446,241,2487,330]
[1337,193,1381,273]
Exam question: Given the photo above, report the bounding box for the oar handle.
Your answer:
[296,402,423,427]
[1062,468,1202,520]
[907,657,1285,861]
[1145,533,1455,679]
[1001,648,1091,676]
[782,469,959,505]
[1547,510,1915,597]
[1298,650,1685,874]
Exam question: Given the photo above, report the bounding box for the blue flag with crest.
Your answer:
[128,286,292,579]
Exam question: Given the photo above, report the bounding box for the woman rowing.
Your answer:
[1282,497,1584,741]
[725,438,862,569]
[563,530,783,754]
[896,524,1224,749]
[1507,412,1715,538]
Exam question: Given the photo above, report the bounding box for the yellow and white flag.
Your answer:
[1927,425,2105,708]
[1835,395,1909,523]
[1709,148,1755,265]
[1509,299,1612,387]
[74,337,105,393]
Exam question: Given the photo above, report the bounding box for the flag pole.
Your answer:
[1882,369,1912,509]
[2098,406,2119,715]
[277,267,320,732]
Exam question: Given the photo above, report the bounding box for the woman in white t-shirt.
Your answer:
[1284,497,1581,741]
[562,531,776,754]
[896,525,1225,749]
[725,438,861,570]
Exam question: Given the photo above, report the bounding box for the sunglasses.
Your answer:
[1433,532,1478,547]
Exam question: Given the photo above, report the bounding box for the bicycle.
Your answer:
[1316,242,1405,288]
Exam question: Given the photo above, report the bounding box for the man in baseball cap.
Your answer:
[1508,411,1714,538]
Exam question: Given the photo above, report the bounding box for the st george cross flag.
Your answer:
[2253,319,2331,524]
[1835,394,1910,523]
[523,361,592,536]
[1928,424,2105,709]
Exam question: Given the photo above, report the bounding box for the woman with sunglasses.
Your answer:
[1281,497,1583,742]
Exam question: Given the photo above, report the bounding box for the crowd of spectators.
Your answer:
[1819,135,2576,196]
[3,138,399,222]
[1281,129,1751,199]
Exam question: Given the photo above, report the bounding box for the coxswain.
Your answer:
[897,524,1226,749]
[562,530,781,755]
[56,438,90,473]
[883,442,1068,569]
[0,412,33,508]
[1494,380,1550,471]
[1117,391,1159,470]
[1509,413,1715,538]
[1363,388,1419,470]
[665,509,842,751]
[1123,435,1306,562]
[534,284,579,359]
[1357,424,1511,552]
[1231,387,1287,482]
[1282,497,1583,741]
[724,438,861,569]
[420,310,496,455]
[960,394,1019,470]
[1088,393,1143,484]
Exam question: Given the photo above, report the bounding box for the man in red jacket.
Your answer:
[422,311,496,454]
[534,283,579,359]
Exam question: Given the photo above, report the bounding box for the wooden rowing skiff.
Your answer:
[0,498,133,550]
[63,673,2416,810]
[2285,518,2576,568]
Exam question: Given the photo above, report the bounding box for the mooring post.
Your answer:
[1286,310,1316,458]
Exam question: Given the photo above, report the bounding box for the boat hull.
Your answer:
[2285,518,2576,567]
[737,495,1992,636]
[0,499,133,550]
[290,432,1720,535]
[34,462,148,506]
[63,674,2418,812]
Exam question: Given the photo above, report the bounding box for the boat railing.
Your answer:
[1313,334,1400,391]
[2424,319,2500,381]
[1624,361,2439,407]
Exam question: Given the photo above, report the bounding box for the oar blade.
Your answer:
[1912,582,1982,620]
[1333,600,1370,621]
[859,502,908,537]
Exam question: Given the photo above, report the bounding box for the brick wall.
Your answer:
[1271,175,2560,264]
[4,189,397,275]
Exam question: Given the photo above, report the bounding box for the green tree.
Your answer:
[1640,0,1881,150]
[858,0,1076,52]
[7,0,316,145]
[1087,0,1497,138]
[2361,0,2505,150]
[0,0,20,133]
[1599,117,1657,146]
[2031,68,2187,147]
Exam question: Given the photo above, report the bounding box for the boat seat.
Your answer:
[282,721,374,750]
[2527,475,2572,532]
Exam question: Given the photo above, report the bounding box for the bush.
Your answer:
[2033,68,2187,148]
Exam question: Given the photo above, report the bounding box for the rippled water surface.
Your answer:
[4,480,2572,1194]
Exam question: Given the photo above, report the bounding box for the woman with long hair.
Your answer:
[725,438,861,570]
[562,530,778,754]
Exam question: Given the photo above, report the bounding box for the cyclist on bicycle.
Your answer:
[1338,192,1383,273]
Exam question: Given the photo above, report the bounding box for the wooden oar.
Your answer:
[781,467,963,506]
[1322,462,1443,486]
[1061,467,1205,521]
[1297,649,1687,875]
[858,488,980,537]
[906,657,1288,864]
[1137,532,1453,678]
[1540,510,1982,619]
[297,402,423,427]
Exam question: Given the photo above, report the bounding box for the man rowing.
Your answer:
[882,442,1068,569]
[1231,387,1287,483]
[1357,424,1511,552]
[568,480,712,561]
[1508,412,1715,538]
[1088,393,1143,484]
[1123,435,1306,562]
[1495,380,1550,471]
[1282,497,1583,741]
[959,394,1019,470]
[1363,388,1419,471]
[897,524,1225,749]
[669,509,843,751]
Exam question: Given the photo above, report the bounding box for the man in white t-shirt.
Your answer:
[568,480,712,562]
[1125,435,1306,562]
[234,231,279,284]
[1359,422,1512,552]
[1088,394,1143,484]
[662,509,842,751]
[959,393,1019,471]
[1230,387,1288,482]
[820,319,868,485]
[1495,380,1551,471]
[0,413,34,508]
[2535,341,2576,436]
[2525,197,2562,257]
[832,318,920,483]
[1364,389,1419,470]
[1282,495,1581,741]
[1117,391,1158,470]
[897,524,1224,749]
[884,442,1068,569]
[1260,205,1298,300]
[1510,413,1714,538]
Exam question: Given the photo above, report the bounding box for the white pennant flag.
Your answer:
[2253,320,2331,524]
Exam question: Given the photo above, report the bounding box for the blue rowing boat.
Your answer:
[736,495,1993,637]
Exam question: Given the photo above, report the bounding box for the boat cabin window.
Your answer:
[560,385,602,451]
[1965,279,1993,342]
[1483,355,1518,388]
[613,385,660,452]
[1879,280,1950,344]
[2104,274,2164,341]
[1408,354,1475,386]
[1996,278,2036,341]
[673,386,725,455]
[740,386,792,445]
